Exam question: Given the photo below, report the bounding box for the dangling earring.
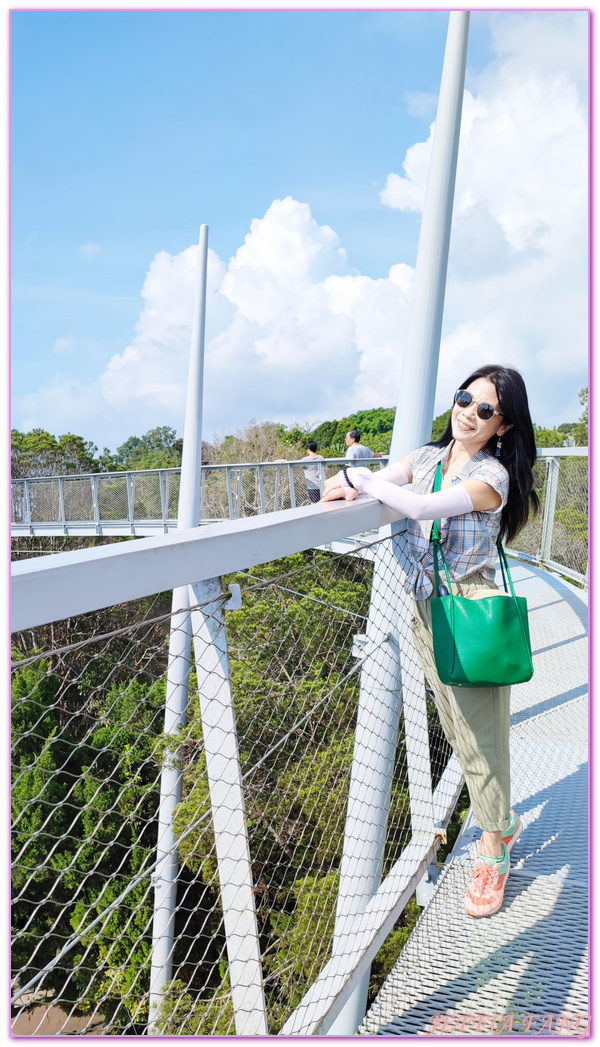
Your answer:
[495,436,502,458]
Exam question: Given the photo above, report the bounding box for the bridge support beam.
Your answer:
[189,577,267,1034]
[148,224,210,1031]
[328,12,470,1034]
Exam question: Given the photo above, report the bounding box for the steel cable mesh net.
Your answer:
[506,457,546,560]
[11,480,25,525]
[549,457,588,574]
[94,474,130,522]
[508,456,588,577]
[11,537,451,1036]
[198,465,300,523]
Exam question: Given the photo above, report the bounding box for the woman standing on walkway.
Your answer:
[322,364,539,917]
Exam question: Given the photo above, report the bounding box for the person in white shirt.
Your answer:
[344,429,374,460]
[299,441,324,503]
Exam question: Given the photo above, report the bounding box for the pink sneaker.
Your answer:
[464,844,510,918]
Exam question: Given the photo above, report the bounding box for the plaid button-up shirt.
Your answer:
[405,442,510,600]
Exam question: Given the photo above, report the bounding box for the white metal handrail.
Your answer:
[10,457,390,535]
[11,498,401,632]
[11,448,588,587]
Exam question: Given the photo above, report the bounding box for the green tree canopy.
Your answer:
[532,424,566,448]
[430,408,451,442]
[572,387,588,445]
[11,429,105,478]
[114,427,183,470]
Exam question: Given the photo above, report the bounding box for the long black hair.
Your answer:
[431,364,540,544]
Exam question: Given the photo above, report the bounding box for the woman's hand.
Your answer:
[321,471,359,502]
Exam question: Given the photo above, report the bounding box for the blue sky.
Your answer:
[11,9,588,451]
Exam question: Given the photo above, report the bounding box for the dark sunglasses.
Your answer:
[454,389,504,421]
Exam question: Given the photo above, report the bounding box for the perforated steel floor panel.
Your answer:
[360,565,588,1037]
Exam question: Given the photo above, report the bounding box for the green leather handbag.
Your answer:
[429,463,534,688]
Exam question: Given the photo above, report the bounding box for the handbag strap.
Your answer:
[431,462,452,596]
[431,461,442,540]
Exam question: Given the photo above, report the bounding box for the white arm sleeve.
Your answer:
[371,462,409,485]
[339,462,408,490]
[345,468,473,520]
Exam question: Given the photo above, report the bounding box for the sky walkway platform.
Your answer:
[360,562,588,1037]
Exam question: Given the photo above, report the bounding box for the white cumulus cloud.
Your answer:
[381,10,588,427]
[17,199,414,446]
[14,12,587,447]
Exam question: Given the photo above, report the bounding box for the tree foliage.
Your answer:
[572,387,588,446]
[282,408,397,456]
[11,429,108,478]
[113,426,184,471]
[209,420,302,464]
[532,424,566,448]
[11,656,166,1030]
[431,408,451,442]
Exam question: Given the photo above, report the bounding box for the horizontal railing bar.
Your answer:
[533,446,588,457]
[504,548,586,588]
[11,499,401,633]
[10,456,391,486]
[539,558,587,587]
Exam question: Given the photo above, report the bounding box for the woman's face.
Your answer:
[451,377,511,455]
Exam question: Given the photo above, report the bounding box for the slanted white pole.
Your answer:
[189,578,268,1034]
[327,12,470,1034]
[148,225,209,1030]
[389,11,470,461]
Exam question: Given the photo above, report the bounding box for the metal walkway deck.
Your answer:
[360,563,588,1037]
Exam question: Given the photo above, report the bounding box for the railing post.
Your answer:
[273,465,281,511]
[188,577,268,1034]
[540,456,560,564]
[226,467,234,520]
[165,471,171,527]
[91,475,100,534]
[58,477,66,533]
[235,468,242,518]
[288,463,297,509]
[328,12,469,1034]
[159,471,168,533]
[258,466,266,513]
[23,479,32,532]
[126,473,135,534]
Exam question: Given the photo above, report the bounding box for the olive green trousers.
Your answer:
[410,572,512,834]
